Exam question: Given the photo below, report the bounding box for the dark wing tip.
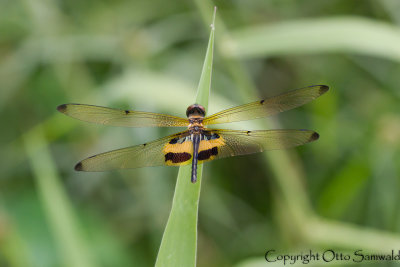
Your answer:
[309,131,320,142]
[74,162,83,171]
[318,85,330,95]
[57,104,67,113]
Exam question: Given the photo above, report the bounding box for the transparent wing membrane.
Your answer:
[75,131,191,172]
[198,129,319,163]
[203,85,329,125]
[57,104,188,127]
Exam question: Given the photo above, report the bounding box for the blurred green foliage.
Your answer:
[1,0,400,267]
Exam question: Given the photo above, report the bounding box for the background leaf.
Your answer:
[223,17,400,62]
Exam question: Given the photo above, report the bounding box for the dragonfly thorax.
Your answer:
[188,117,204,134]
[187,104,205,134]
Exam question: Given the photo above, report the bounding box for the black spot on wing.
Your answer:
[169,137,179,144]
[319,85,329,95]
[57,104,67,113]
[198,147,218,161]
[75,162,83,171]
[165,152,191,163]
[310,132,319,141]
[125,110,130,114]
[202,132,211,140]
[247,131,251,135]
[260,99,265,104]
[211,133,220,139]
[203,131,220,140]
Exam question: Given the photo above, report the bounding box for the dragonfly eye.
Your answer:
[186,104,206,117]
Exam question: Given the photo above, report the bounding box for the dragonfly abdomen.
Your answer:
[191,134,201,183]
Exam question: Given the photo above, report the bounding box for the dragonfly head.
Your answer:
[186,104,206,118]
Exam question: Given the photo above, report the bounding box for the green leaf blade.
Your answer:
[155,7,215,267]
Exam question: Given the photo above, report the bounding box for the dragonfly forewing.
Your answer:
[57,104,188,127]
[203,85,329,125]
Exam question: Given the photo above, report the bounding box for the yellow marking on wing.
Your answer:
[198,136,226,163]
[163,141,193,154]
[165,160,189,167]
[199,136,225,151]
[163,141,193,166]
[162,135,225,166]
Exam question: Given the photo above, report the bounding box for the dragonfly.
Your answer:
[57,85,329,183]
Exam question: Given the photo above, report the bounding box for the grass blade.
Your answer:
[23,126,96,267]
[223,17,400,62]
[155,7,216,267]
